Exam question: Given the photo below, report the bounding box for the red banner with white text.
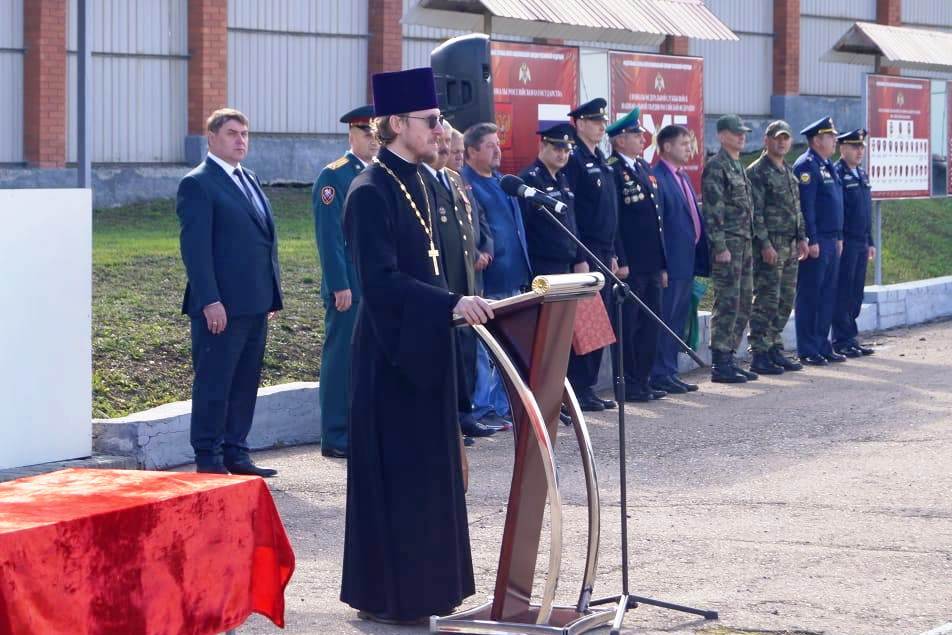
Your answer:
[865,74,932,200]
[491,41,579,176]
[609,52,704,192]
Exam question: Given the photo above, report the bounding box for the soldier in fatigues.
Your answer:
[746,120,809,374]
[563,98,619,411]
[832,128,876,357]
[606,109,669,402]
[312,105,376,459]
[793,117,845,365]
[702,114,758,383]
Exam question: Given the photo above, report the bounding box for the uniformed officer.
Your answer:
[702,114,758,383]
[746,120,810,375]
[312,104,377,458]
[518,122,587,275]
[832,128,875,357]
[793,116,845,365]
[606,109,668,402]
[563,97,619,411]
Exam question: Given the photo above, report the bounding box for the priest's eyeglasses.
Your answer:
[404,114,445,129]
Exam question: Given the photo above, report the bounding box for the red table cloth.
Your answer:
[0,468,295,635]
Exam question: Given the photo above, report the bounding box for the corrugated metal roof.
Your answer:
[403,0,737,46]
[824,21,952,73]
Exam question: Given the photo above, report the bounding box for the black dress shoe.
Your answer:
[481,414,512,431]
[321,446,348,459]
[225,460,278,478]
[834,345,861,358]
[647,386,667,399]
[559,411,573,426]
[854,343,874,355]
[671,375,699,392]
[463,435,475,447]
[463,420,497,437]
[358,611,428,626]
[597,396,617,409]
[625,387,652,402]
[823,351,847,363]
[196,463,228,474]
[650,377,687,395]
[578,394,605,412]
[800,354,829,366]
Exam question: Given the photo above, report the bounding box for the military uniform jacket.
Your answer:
[607,152,666,273]
[562,133,618,255]
[835,159,874,246]
[518,158,584,266]
[701,148,754,253]
[746,152,806,248]
[793,148,844,243]
[421,165,477,296]
[314,151,364,304]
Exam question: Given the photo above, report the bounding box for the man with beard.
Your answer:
[340,67,493,625]
[312,104,377,459]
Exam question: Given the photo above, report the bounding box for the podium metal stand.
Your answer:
[432,273,615,635]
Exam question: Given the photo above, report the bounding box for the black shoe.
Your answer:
[750,352,784,375]
[598,396,617,409]
[321,446,348,459]
[770,348,803,371]
[481,414,512,431]
[647,385,667,399]
[559,411,573,426]
[650,377,687,395]
[625,386,653,402]
[711,351,747,383]
[727,352,758,381]
[799,354,829,366]
[823,351,847,363]
[196,463,228,474]
[578,393,605,412]
[225,460,278,478]
[463,435,475,447]
[671,375,699,392]
[463,420,497,437]
[854,343,874,355]
[834,345,861,358]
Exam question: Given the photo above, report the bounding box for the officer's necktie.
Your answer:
[234,167,268,224]
[439,170,451,194]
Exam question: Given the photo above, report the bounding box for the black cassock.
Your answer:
[340,147,475,619]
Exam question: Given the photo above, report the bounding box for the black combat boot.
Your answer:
[711,350,747,383]
[750,351,784,375]
[730,351,759,381]
[770,347,803,371]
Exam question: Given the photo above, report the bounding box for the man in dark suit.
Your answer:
[650,124,708,394]
[176,108,283,476]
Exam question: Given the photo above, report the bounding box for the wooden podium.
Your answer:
[431,273,615,635]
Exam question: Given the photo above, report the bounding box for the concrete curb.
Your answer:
[92,276,952,470]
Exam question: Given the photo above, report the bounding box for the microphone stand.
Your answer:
[531,200,718,633]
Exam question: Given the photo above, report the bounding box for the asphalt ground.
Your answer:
[235,320,952,635]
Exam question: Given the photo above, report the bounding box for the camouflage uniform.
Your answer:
[746,152,806,353]
[702,148,754,353]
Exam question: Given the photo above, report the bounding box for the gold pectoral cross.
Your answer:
[428,247,441,275]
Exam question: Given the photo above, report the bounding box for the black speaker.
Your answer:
[431,33,494,133]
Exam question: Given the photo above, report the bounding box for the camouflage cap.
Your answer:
[716,114,752,134]
[765,120,792,138]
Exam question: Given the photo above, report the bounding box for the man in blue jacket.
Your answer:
[312,105,377,459]
[650,124,708,394]
[832,128,876,357]
[462,121,530,429]
[176,108,283,476]
[793,117,846,365]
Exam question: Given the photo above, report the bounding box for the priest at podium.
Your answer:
[340,66,493,625]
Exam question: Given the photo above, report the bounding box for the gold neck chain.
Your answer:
[373,156,441,276]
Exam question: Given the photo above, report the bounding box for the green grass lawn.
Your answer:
[93,184,951,417]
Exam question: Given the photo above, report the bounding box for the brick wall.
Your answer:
[876,0,902,76]
[367,0,403,99]
[660,35,689,57]
[23,0,67,167]
[773,0,799,96]
[187,0,228,135]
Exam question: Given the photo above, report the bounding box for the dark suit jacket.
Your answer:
[652,162,710,279]
[177,156,283,318]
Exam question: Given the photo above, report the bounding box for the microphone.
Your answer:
[500,174,568,214]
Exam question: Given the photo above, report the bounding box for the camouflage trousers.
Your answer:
[710,234,753,353]
[748,237,799,353]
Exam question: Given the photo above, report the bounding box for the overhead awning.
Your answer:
[403,0,738,47]
[823,21,952,73]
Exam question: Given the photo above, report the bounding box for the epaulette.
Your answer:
[606,156,618,165]
[445,167,460,177]
[327,156,349,170]
[528,167,539,176]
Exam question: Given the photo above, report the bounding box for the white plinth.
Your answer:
[0,189,92,469]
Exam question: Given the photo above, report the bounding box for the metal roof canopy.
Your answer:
[823,21,952,73]
[403,0,738,47]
